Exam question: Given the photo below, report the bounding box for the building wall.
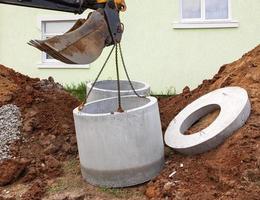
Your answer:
[0,0,259,93]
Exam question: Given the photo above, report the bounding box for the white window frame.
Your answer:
[173,0,239,29]
[37,16,90,69]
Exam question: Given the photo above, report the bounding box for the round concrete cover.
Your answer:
[164,87,251,155]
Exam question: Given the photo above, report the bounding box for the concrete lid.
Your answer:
[164,87,251,154]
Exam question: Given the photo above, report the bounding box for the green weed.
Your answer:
[99,187,127,198]
[62,159,80,175]
[64,82,87,101]
[151,86,176,97]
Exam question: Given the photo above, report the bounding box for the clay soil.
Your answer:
[147,45,260,199]
[0,66,80,199]
[0,65,146,200]
[0,45,259,200]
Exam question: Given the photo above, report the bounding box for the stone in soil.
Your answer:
[0,104,21,160]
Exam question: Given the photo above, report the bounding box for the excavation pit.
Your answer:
[73,96,164,187]
[86,80,150,102]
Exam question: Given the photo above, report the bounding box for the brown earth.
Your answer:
[20,180,47,200]
[0,45,259,199]
[0,65,146,200]
[146,45,260,199]
[0,65,80,199]
[0,160,26,187]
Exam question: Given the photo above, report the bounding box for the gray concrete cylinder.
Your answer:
[73,96,164,188]
[86,80,150,102]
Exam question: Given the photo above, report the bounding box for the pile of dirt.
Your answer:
[0,45,259,200]
[0,159,26,186]
[146,45,260,199]
[0,65,79,197]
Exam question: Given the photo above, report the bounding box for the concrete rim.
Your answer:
[164,87,251,155]
[73,95,157,117]
[86,80,150,93]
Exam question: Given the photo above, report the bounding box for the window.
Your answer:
[181,0,229,21]
[182,0,201,19]
[205,0,229,20]
[174,0,239,29]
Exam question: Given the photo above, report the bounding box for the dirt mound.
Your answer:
[0,65,79,191]
[20,180,47,200]
[0,159,26,186]
[147,45,260,199]
[0,45,259,199]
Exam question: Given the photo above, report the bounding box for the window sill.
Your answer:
[173,20,239,29]
[37,63,90,69]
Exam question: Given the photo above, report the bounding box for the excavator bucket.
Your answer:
[29,9,111,64]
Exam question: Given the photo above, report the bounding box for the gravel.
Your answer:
[0,104,21,160]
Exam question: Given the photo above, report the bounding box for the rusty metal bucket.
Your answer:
[29,9,111,64]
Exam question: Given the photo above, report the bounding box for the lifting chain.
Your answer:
[118,43,146,99]
[79,39,146,112]
[78,45,115,111]
[115,43,124,112]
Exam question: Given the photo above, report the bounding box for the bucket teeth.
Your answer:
[28,40,75,64]
[28,9,111,65]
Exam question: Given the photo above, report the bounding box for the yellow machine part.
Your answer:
[97,0,124,3]
[96,0,126,11]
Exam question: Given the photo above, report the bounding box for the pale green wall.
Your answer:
[0,0,259,93]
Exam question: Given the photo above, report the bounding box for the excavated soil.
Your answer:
[0,45,259,200]
[146,45,260,199]
[0,65,79,199]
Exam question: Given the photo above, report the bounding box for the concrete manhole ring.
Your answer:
[86,80,150,102]
[73,95,164,187]
[164,87,251,155]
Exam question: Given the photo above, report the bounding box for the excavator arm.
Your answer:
[0,0,126,64]
[0,0,95,14]
[0,0,126,13]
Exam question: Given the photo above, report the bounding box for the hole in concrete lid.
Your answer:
[92,80,146,91]
[180,104,221,135]
[81,96,151,114]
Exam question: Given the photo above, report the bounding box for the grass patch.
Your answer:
[64,82,86,101]
[47,176,83,195]
[47,159,82,195]
[99,187,144,198]
[151,86,176,97]
[99,187,127,198]
[64,82,176,100]
[47,178,70,194]
[62,159,80,175]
